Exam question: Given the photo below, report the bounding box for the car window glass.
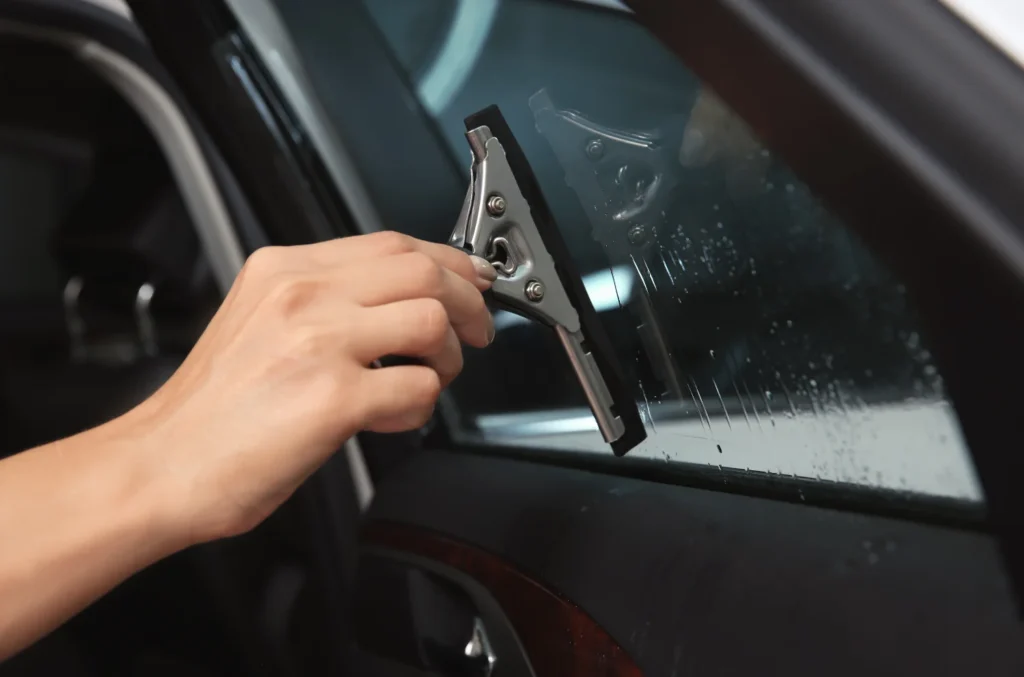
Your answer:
[359,0,982,502]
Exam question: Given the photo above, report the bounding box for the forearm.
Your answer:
[0,420,181,660]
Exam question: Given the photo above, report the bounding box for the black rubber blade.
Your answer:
[464,105,647,456]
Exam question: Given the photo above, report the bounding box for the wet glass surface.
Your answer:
[360,0,981,501]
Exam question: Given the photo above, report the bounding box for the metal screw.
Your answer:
[585,138,605,160]
[486,194,507,217]
[627,224,646,245]
[525,280,545,302]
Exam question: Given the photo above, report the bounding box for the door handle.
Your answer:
[355,558,506,676]
[462,617,497,677]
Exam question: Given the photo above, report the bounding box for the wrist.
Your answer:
[88,414,196,557]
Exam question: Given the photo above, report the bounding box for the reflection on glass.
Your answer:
[361,0,980,501]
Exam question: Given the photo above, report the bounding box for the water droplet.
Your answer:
[717,444,723,454]
[785,183,795,193]
[786,320,793,328]
[716,221,724,229]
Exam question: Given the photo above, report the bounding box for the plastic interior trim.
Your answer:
[221,0,384,234]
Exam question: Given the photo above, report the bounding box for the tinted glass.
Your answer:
[360,0,980,501]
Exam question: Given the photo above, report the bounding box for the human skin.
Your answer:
[0,231,497,661]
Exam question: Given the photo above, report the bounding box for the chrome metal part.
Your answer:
[449,125,579,332]
[556,325,626,442]
[135,282,158,357]
[488,235,517,275]
[449,125,627,444]
[463,617,497,677]
[486,193,507,217]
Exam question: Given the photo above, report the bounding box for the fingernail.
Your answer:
[471,255,498,283]
[486,314,496,345]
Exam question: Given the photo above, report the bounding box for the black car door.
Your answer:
[125,0,1024,674]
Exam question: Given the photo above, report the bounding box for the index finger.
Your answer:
[413,239,494,291]
[298,232,497,291]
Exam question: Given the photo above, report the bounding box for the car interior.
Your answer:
[0,9,346,677]
[1,0,1023,675]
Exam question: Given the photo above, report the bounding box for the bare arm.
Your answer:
[0,232,496,661]
[0,421,179,660]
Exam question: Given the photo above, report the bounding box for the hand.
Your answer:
[119,232,496,544]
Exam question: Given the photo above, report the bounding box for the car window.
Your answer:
[359,0,982,502]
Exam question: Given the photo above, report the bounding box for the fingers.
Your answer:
[409,240,498,291]
[342,252,494,348]
[245,234,495,348]
[350,299,465,384]
[364,414,428,434]
[357,365,442,433]
[345,299,463,435]
[296,231,497,290]
[425,324,463,389]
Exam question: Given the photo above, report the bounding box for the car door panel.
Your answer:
[365,451,1021,676]
[359,535,639,677]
